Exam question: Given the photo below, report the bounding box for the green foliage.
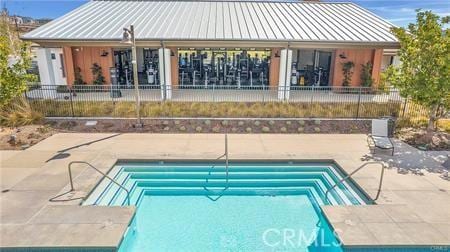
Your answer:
[385,10,449,130]
[0,15,36,107]
[341,61,354,86]
[360,62,374,87]
[73,67,85,85]
[91,63,105,85]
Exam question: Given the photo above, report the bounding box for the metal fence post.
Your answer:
[356,87,362,118]
[69,88,75,117]
[401,96,408,118]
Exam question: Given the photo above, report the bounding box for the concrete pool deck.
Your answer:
[1,133,449,250]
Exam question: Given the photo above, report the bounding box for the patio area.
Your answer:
[1,133,449,249]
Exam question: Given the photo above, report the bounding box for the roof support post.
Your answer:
[278,46,292,101]
[159,41,172,100]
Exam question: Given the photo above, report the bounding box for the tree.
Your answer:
[341,61,354,86]
[386,10,449,131]
[91,63,105,85]
[0,11,35,107]
[360,61,373,87]
[73,67,85,85]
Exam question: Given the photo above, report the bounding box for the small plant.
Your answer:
[238,121,245,126]
[179,126,186,131]
[286,121,292,125]
[195,126,202,132]
[314,127,321,133]
[280,127,287,132]
[268,120,275,126]
[297,127,304,132]
[73,67,86,85]
[212,126,220,133]
[91,63,106,85]
[163,126,170,131]
[298,120,305,126]
[174,120,181,125]
[341,61,355,86]
[246,127,252,133]
[262,126,270,133]
[314,119,321,125]
[204,120,211,125]
[162,120,170,126]
[254,121,261,126]
[360,62,374,87]
[221,120,229,126]
[231,127,238,133]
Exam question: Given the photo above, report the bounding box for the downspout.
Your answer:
[160,40,167,100]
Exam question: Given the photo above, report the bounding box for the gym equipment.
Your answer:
[144,49,159,85]
[113,49,133,87]
[178,49,270,88]
[291,62,298,85]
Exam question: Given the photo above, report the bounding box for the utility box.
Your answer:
[381,116,396,138]
[110,67,122,98]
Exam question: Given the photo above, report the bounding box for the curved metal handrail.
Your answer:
[204,133,229,201]
[68,161,131,206]
[325,161,386,204]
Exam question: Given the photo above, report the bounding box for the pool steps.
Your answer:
[83,164,367,206]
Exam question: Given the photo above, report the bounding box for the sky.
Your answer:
[2,0,449,27]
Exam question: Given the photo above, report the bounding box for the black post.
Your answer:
[356,87,362,118]
[69,88,75,117]
[401,96,408,118]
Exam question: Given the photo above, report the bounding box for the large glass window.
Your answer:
[292,49,332,86]
[178,48,271,88]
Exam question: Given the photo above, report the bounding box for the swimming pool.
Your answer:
[84,161,370,251]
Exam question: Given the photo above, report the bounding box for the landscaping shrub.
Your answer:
[27,100,414,121]
[0,98,43,126]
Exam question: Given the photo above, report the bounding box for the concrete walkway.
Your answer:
[0,133,449,250]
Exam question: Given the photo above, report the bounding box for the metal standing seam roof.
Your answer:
[22,0,398,44]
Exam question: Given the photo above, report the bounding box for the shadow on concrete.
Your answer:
[362,139,449,176]
[45,133,121,163]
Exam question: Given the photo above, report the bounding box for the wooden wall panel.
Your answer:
[71,47,114,85]
[371,49,383,86]
[63,47,75,86]
[331,49,378,86]
[169,47,179,87]
[269,48,281,87]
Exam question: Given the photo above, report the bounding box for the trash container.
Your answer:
[381,116,396,137]
[110,67,122,98]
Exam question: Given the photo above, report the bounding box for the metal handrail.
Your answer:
[204,133,229,199]
[68,161,131,206]
[325,161,386,204]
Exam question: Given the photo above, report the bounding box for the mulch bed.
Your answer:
[46,118,371,134]
[0,118,374,150]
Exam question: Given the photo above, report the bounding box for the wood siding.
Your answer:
[63,47,75,86]
[169,47,179,87]
[269,48,281,86]
[331,49,383,87]
[69,47,114,85]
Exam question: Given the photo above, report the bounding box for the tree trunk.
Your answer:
[427,105,438,131]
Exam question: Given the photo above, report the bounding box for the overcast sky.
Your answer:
[2,0,449,27]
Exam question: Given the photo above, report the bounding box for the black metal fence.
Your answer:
[24,84,430,121]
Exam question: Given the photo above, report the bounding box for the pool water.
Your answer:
[85,162,369,251]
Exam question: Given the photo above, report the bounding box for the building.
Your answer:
[22,0,399,99]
